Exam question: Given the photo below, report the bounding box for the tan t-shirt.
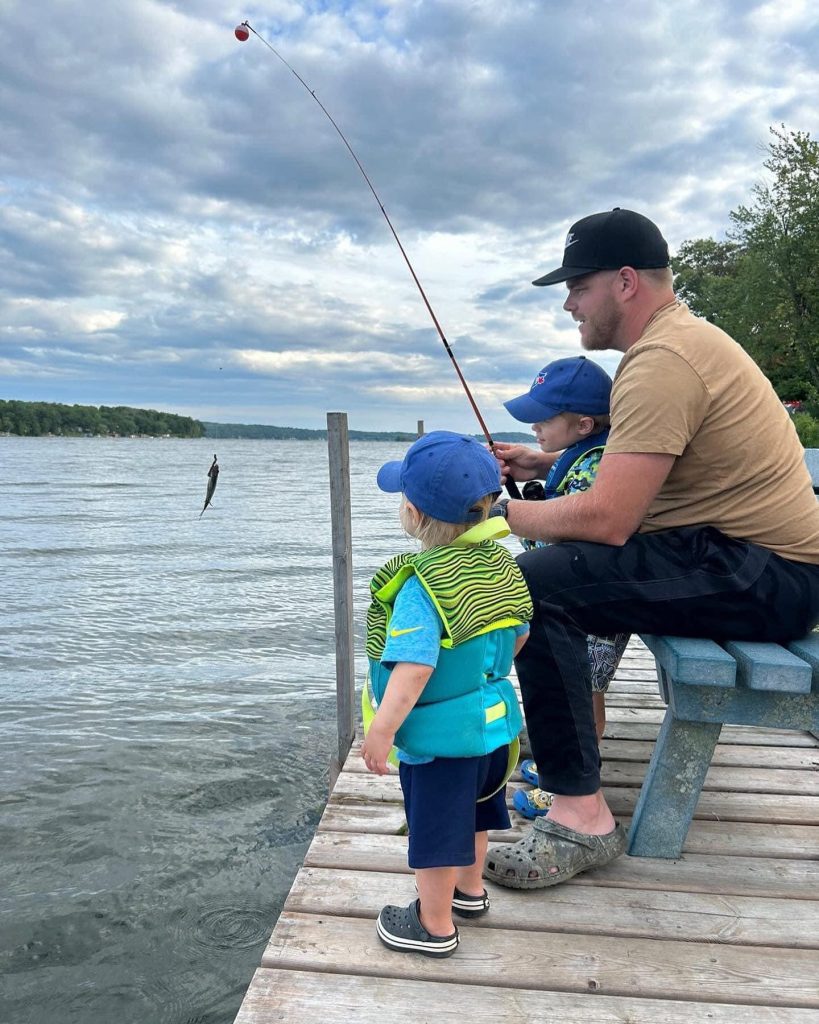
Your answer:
[606,301,819,564]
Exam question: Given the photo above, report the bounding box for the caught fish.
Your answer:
[200,454,219,517]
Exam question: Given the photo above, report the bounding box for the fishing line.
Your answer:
[234,20,521,499]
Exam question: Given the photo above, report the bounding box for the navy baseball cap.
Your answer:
[376,430,501,524]
[532,208,670,286]
[504,356,612,424]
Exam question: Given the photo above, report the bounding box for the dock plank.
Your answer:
[262,913,819,1008]
[285,866,819,948]
[303,831,819,899]
[332,771,819,822]
[235,970,819,1024]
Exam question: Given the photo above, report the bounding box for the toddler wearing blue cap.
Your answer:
[361,430,532,958]
[502,357,629,819]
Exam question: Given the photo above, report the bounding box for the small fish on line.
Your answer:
[200,454,219,517]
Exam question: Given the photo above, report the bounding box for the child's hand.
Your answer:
[361,725,395,775]
[491,441,547,483]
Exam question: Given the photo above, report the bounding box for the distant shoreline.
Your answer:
[0,401,532,443]
[0,430,535,443]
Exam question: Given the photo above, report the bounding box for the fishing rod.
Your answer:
[234,20,522,500]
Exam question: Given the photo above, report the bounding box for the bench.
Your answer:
[627,447,819,859]
[627,632,819,858]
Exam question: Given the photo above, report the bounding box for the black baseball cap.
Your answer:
[532,208,670,287]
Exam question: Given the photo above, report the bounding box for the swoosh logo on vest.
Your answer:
[390,626,424,637]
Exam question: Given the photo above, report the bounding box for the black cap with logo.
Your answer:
[532,208,670,287]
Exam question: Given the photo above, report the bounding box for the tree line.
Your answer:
[0,400,203,438]
[672,125,819,445]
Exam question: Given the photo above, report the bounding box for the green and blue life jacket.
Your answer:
[542,428,609,499]
[521,429,609,552]
[365,519,533,760]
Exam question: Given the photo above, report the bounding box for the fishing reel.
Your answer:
[522,480,546,502]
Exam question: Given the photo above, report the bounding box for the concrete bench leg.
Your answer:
[627,713,722,858]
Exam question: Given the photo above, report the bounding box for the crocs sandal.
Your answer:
[377,899,459,958]
[484,818,627,890]
[452,886,490,918]
[512,786,553,819]
[413,884,491,918]
[519,759,538,786]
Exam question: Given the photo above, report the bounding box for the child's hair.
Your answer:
[400,493,495,549]
[562,411,610,431]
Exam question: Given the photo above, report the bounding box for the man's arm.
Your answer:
[505,451,676,546]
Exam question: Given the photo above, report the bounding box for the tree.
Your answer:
[673,126,819,406]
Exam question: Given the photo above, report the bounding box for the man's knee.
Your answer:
[517,540,615,599]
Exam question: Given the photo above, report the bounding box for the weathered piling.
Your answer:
[326,412,356,791]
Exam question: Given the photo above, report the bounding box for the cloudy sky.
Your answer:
[2,1,818,432]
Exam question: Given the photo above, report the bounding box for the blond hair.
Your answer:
[400,494,495,550]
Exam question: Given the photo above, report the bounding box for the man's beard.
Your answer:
[580,299,622,351]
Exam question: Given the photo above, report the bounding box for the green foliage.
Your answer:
[672,125,819,403]
[0,405,532,442]
[0,400,203,438]
[792,412,819,448]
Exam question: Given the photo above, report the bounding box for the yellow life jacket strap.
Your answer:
[477,735,520,802]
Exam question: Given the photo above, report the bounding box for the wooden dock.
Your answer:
[234,638,819,1023]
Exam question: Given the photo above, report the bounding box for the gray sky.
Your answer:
[2,0,818,432]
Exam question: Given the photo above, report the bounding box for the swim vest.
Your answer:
[543,428,609,499]
[365,518,532,760]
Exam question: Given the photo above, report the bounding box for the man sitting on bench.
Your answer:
[485,207,819,890]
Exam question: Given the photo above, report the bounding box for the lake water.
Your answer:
[0,436,420,1024]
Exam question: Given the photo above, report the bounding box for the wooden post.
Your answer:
[417,419,424,437]
[326,412,356,793]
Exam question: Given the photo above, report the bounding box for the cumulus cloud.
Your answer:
[0,0,817,428]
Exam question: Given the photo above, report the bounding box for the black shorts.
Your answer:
[398,745,512,869]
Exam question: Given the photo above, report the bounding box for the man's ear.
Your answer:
[616,266,640,298]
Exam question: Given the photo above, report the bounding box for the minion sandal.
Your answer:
[376,899,459,958]
[512,786,553,819]
[485,818,627,890]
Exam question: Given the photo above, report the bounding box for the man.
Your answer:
[485,208,819,889]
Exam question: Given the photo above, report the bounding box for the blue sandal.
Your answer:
[377,899,459,958]
[519,758,539,786]
[513,786,554,819]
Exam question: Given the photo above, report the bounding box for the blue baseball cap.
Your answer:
[504,356,612,424]
[376,430,501,524]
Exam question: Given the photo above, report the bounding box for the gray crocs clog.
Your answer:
[376,898,459,957]
[485,818,627,890]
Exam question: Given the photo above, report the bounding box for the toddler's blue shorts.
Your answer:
[398,744,512,869]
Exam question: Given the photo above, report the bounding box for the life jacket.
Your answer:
[543,428,609,499]
[365,518,532,761]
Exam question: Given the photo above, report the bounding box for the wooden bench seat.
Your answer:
[628,632,819,858]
